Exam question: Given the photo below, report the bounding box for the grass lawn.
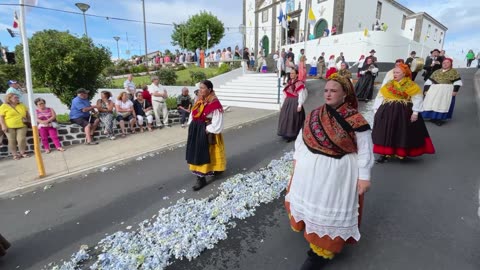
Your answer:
[111,66,220,88]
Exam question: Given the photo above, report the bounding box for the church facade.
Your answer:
[243,0,447,63]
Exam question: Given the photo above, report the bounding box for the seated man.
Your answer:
[69,88,100,145]
[177,87,192,128]
[133,92,154,132]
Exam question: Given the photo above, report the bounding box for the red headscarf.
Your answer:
[329,55,335,60]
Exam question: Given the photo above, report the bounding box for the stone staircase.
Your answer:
[215,73,281,110]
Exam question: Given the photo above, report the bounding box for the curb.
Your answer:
[0,111,279,199]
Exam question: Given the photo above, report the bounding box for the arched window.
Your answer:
[314,19,328,38]
[261,35,269,56]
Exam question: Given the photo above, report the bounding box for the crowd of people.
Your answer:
[276,46,464,269]
[0,74,197,159]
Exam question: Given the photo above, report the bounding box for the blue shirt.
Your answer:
[6,87,25,104]
[69,96,91,119]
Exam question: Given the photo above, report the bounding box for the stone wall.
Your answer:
[0,110,182,158]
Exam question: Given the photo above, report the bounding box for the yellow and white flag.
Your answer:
[308,7,316,25]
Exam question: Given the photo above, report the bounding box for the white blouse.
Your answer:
[187,109,224,134]
[373,92,424,113]
[281,87,308,108]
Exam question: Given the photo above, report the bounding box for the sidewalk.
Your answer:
[0,107,278,198]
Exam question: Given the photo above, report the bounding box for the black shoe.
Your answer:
[375,155,388,164]
[192,176,207,191]
[300,250,328,270]
[434,120,444,126]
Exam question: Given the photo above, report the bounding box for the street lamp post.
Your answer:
[141,0,148,66]
[113,36,120,60]
[75,3,90,37]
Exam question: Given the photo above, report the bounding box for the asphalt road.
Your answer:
[1,69,479,270]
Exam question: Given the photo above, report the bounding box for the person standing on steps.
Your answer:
[186,80,226,191]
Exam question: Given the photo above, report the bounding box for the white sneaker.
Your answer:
[110,136,116,140]
[181,124,185,128]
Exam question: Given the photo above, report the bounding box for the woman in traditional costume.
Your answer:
[0,233,11,257]
[277,69,307,142]
[422,58,462,126]
[381,59,405,87]
[351,55,365,78]
[354,57,378,101]
[325,55,337,79]
[308,57,317,77]
[298,55,307,81]
[186,80,226,191]
[372,64,435,163]
[285,73,373,269]
[337,62,352,80]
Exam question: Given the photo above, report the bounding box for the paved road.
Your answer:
[1,70,479,270]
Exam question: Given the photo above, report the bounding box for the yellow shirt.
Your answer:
[0,103,28,128]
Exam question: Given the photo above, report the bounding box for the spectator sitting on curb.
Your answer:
[133,92,154,132]
[115,92,137,137]
[96,91,116,140]
[141,85,152,104]
[193,89,199,104]
[177,87,193,128]
[69,88,99,145]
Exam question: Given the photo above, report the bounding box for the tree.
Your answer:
[171,11,225,51]
[15,30,111,107]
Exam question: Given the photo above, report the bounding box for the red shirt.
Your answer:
[142,89,152,104]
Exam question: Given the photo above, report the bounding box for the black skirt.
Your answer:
[0,233,11,257]
[372,102,435,156]
[277,97,305,140]
[186,121,210,165]
[355,73,376,100]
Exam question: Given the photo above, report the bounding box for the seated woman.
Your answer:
[96,91,116,140]
[34,98,64,153]
[115,92,137,137]
[133,92,154,132]
[0,93,30,160]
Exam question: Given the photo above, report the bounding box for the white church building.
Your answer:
[243,0,448,65]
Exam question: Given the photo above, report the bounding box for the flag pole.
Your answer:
[19,0,46,178]
[206,28,209,55]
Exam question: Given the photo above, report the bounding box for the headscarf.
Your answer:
[397,63,412,79]
[302,74,370,158]
[443,57,453,65]
[329,55,335,60]
[359,55,365,60]
[327,73,358,109]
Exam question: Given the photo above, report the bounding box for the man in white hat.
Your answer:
[6,80,26,104]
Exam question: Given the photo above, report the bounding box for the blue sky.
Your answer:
[0,0,477,61]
